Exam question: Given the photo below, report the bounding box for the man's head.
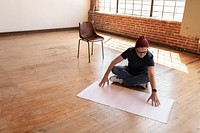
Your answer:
[135,36,149,58]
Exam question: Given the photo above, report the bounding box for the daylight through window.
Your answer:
[96,0,185,21]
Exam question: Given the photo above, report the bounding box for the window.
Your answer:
[97,0,117,13]
[96,0,185,21]
[118,0,151,17]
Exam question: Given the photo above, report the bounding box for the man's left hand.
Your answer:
[147,92,160,107]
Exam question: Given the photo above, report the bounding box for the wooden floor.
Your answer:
[0,30,200,133]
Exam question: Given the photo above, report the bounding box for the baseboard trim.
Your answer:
[0,27,79,36]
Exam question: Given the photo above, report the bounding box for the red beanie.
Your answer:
[135,36,149,48]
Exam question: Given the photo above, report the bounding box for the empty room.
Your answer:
[0,0,200,133]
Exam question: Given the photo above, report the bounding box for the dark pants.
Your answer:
[112,66,149,86]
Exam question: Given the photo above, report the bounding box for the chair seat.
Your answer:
[83,35,104,42]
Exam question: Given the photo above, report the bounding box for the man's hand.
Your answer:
[147,92,160,107]
[99,77,109,87]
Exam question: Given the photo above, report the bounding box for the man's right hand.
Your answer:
[99,77,109,87]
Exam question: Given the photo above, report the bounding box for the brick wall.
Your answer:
[89,0,200,54]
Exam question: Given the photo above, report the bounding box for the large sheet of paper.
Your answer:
[77,81,174,123]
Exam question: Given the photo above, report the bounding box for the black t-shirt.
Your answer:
[121,47,154,76]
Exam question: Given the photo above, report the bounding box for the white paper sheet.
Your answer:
[77,81,174,123]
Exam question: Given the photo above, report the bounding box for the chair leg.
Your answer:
[91,42,94,55]
[101,41,104,59]
[87,41,90,63]
[77,39,81,58]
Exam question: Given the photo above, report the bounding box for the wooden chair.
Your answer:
[77,21,104,63]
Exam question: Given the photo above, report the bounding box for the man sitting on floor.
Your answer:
[99,36,160,107]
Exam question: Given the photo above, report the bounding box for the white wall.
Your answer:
[181,0,200,38]
[0,0,90,33]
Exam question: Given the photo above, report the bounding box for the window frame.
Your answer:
[96,0,185,22]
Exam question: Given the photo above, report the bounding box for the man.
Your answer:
[99,36,160,107]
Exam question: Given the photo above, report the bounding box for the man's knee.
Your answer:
[111,66,118,74]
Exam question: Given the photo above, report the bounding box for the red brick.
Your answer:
[89,10,199,54]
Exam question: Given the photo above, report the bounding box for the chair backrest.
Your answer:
[79,21,97,39]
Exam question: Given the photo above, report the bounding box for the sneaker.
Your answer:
[137,83,148,89]
[109,76,123,84]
